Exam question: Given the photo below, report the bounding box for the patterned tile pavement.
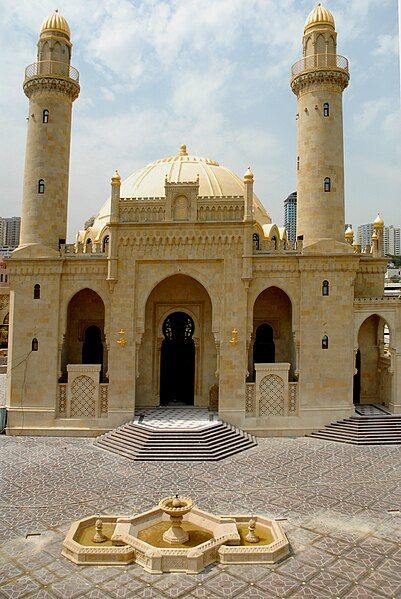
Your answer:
[0,435,401,598]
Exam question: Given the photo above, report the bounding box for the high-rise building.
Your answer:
[357,222,400,256]
[384,225,401,256]
[1,217,21,247]
[284,192,297,243]
[357,223,374,249]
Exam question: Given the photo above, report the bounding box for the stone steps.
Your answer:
[308,413,401,445]
[94,420,257,461]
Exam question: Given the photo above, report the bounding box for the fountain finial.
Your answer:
[93,518,107,543]
[245,517,260,543]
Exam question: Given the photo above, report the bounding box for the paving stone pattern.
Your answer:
[0,435,401,598]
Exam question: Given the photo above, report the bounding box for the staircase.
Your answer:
[94,419,257,461]
[308,413,401,445]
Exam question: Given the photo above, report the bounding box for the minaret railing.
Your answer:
[25,61,79,82]
[291,54,349,78]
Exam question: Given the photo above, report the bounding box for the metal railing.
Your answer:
[291,54,349,78]
[25,61,79,82]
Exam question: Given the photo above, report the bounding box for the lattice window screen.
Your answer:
[70,375,96,417]
[289,383,297,413]
[245,384,255,415]
[259,374,284,416]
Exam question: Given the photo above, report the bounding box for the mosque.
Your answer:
[4,4,401,436]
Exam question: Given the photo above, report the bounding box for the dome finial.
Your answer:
[179,144,188,156]
[243,166,254,182]
[304,3,335,32]
[40,8,71,37]
[373,213,384,228]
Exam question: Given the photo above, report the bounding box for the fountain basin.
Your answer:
[61,515,135,565]
[218,515,289,564]
[62,503,290,573]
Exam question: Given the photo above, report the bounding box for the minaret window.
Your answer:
[32,338,39,352]
[323,103,330,117]
[297,156,300,171]
[324,177,331,192]
[102,235,109,253]
[252,233,260,251]
[38,179,45,194]
[42,109,49,123]
[33,284,41,299]
[322,280,329,296]
[322,335,329,349]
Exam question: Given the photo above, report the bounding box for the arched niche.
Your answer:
[61,288,107,382]
[355,314,393,407]
[173,195,189,221]
[136,274,215,408]
[249,286,295,381]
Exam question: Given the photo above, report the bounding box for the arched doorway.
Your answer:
[137,274,215,408]
[160,312,195,405]
[355,314,392,406]
[0,313,8,349]
[82,325,104,377]
[353,349,361,404]
[252,324,275,379]
[61,289,106,382]
[250,286,294,381]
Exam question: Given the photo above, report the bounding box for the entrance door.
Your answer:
[82,325,104,379]
[160,312,195,405]
[353,349,361,404]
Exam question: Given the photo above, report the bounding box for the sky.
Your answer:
[0,0,400,240]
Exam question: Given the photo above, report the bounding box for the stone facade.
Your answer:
[5,6,401,436]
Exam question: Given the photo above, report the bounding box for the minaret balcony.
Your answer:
[291,53,348,80]
[24,60,79,83]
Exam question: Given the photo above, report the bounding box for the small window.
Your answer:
[322,280,329,296]
[102,235,110,252]
[33,284,40,299]
[32,338,39,352]
[297,156,300,171]
[271,236,277,250]
[252,233,260,251]
[324,177,331,192]
[38,179,45,194]
[323,103,330,117]
[42,109,49,123]
[322,335,329,349]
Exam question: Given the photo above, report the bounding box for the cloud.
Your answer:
[0,0,399,235]
[353,98,392,132]
[372,33,399,57]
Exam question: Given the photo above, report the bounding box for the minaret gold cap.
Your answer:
[243,167,254,183]
[345,225,353,238]
[179,144,188,156]
[373,213,384,228]
[112,169,121,181]
[40,9,71,37]
[304,3,335,32]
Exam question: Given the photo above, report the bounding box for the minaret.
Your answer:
[291,4,349,248]
[19,10,80,253]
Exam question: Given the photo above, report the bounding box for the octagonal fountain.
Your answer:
[62,495,290,574]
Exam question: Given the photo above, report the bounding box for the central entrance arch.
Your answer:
[137,274,216,408]
[160,312,195,405]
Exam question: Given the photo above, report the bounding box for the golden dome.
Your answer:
[345,226,354,238]
[373,213,384,228]
[304,4,335,32]
[40,9,71,37]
